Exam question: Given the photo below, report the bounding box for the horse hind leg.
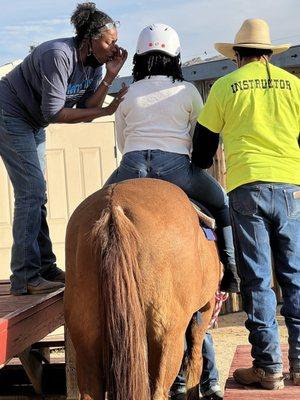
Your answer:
[67,316,105,400]
[148,328,186,400]
[185,300,215,400]
[76,349,106,400]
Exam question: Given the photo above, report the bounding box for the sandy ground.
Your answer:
[210,306,289,391]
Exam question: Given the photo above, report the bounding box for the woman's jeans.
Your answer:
[106,150,235,266]
[0,110,56,294]
[229,182,300,372]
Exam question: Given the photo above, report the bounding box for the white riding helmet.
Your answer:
[136,23,181,57]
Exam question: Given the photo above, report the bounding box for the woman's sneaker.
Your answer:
[202,394,222,400]
[201,384,223,399]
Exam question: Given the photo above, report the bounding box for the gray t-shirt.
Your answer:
[0,37,102,129]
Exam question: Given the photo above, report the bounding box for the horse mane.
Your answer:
[90,203,150,400]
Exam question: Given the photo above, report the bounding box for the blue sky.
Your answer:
[1,0,300,76]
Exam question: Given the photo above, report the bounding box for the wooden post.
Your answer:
[65,327,80,400]
[18,346,43,394]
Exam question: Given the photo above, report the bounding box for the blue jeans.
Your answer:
[0,110,56,294]
[170,332,220,395]
[229,182,300,372]
[106,150,235,266]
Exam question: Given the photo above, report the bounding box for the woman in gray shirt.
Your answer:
[0,2,127,295]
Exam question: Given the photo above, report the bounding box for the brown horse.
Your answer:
[64,178,220,400]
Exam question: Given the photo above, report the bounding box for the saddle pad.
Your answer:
[202,227,217,241]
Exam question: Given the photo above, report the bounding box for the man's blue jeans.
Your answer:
[0,110,56,294]
[106,149,235,266]
[229,182,300,372]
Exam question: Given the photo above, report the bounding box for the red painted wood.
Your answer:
[0,281,64,367]
[224,345,300,399]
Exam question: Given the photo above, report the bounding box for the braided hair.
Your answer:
[132,51,184,82]
[71,2,113,46]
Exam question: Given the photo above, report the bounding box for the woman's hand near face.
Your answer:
[106,46,128,78]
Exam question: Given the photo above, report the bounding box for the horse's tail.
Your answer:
[185,315,203,400]
[90,203,150,400]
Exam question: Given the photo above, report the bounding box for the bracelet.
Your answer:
[102,80,112,88]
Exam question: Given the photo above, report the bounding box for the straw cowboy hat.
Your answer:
[215,18,290,59]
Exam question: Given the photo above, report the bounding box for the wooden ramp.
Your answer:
[0,280,64,367]
[0,280,65,396]
[224,344,299,399]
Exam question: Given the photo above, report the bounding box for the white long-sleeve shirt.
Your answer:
[115,75,203,156]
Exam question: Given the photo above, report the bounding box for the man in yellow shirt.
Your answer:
[192,18,300,390]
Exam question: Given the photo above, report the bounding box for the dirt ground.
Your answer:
[210,306,289,391]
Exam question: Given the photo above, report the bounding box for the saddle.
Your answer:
[190,200,216,240]
[190,199,215,229]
